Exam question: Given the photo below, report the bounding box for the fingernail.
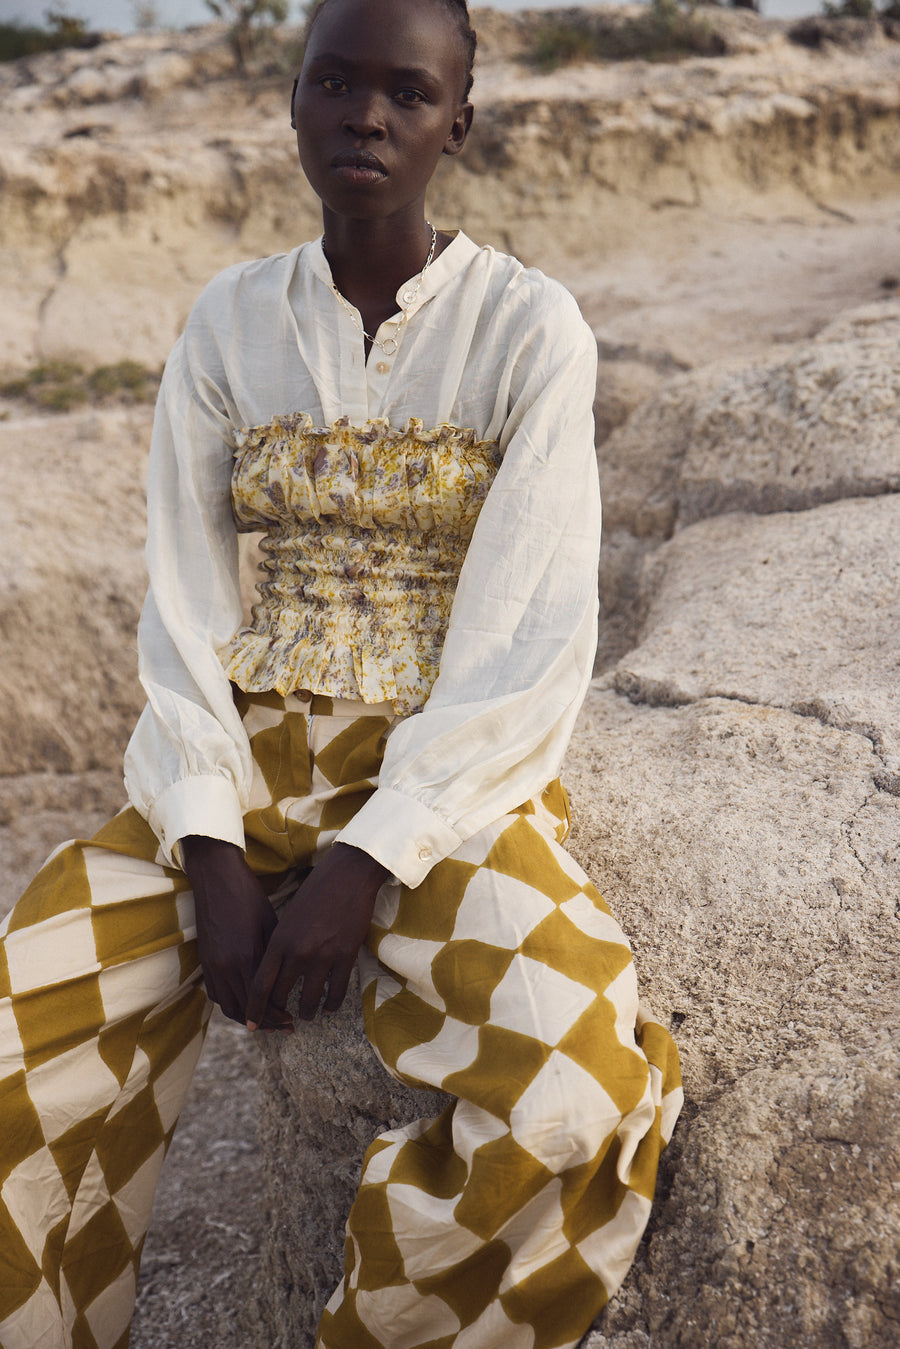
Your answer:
[246,1021,258,1032]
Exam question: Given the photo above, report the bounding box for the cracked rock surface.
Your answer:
[563,692,899,1346]
[612,490,900,774]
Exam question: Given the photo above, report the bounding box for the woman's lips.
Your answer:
[331,151,387,185]
[334,165,387,185]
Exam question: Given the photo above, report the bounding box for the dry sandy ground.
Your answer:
[130,1013,265,1348]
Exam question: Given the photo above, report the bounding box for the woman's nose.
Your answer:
[343,92,387,139]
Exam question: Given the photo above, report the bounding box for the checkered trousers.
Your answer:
[0,691,681,1349]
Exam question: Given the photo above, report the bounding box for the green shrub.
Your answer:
[33,384,89,412]
[637,0,725,59]
[530,0,725,72]
[87,359,158,400]
[533,25,597,73]
[823,0,876,15]
[0,10,97,65]
[0,359,160,412]
[22,359,86,386]
[204,0,290,72]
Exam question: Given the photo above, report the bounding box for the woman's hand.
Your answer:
[245,843,390,1029]
[181,835,293,1032]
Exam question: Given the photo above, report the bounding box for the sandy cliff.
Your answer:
[1,8,898,1348]
[1,8,899,373]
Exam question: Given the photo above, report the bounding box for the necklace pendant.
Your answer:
[380,337,399,356]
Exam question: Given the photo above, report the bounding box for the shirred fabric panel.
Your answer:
[217,415,503,714]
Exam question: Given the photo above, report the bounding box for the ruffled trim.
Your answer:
[234,412,497,456]
[230,413,502,535]
[218,620,442,715]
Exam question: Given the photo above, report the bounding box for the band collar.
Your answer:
[306,230,479,318]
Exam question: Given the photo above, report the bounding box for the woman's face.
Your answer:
[294,0,472,224]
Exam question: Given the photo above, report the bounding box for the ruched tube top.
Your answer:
[217,414,503,713]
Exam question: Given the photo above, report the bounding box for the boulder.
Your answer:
[600,299,900,537]
[0,407,150,776]
[612,493,900,776]
[567,686,899,1347]
[564,689,898,1099]
[584,1038,900,1348]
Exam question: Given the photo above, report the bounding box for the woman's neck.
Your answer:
[322,211,442,334]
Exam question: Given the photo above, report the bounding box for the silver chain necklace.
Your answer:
[326,222,438,356]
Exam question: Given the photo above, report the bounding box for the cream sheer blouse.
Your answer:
[123,232,601,888]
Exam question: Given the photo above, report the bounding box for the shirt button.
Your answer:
[418,845,432,862]
[376,361,390,375]
[297,689,312,703]
[403,290,416,304]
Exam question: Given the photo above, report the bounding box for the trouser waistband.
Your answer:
[232,685,396,718]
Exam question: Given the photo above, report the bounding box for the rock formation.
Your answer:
[0,10,898,1349]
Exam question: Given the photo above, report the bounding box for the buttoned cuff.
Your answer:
[334,787,462,889]
[146,774,246,869]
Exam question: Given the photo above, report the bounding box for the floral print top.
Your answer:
[217,414,503,713]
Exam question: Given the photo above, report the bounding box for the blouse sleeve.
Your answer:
[335,292,601,887]
[122,334,253,865]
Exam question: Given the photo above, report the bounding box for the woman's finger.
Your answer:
[297,961,330,1021]
[245,948,283,1030]
[220,974,252,1026]
[201,971,237,1023]
[322,959,353,1014]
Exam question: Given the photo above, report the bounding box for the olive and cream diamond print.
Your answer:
[0,814,210,1349]
[330,790,682,1349]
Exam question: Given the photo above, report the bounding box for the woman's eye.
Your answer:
[320,76,347,93]
[396,88,426,104]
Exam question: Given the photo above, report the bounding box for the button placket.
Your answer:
[337,309,370,425]
[366,346,393,410]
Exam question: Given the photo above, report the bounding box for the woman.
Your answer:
[0,0,682,1345]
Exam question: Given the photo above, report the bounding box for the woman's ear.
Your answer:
[443,102,474,157]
